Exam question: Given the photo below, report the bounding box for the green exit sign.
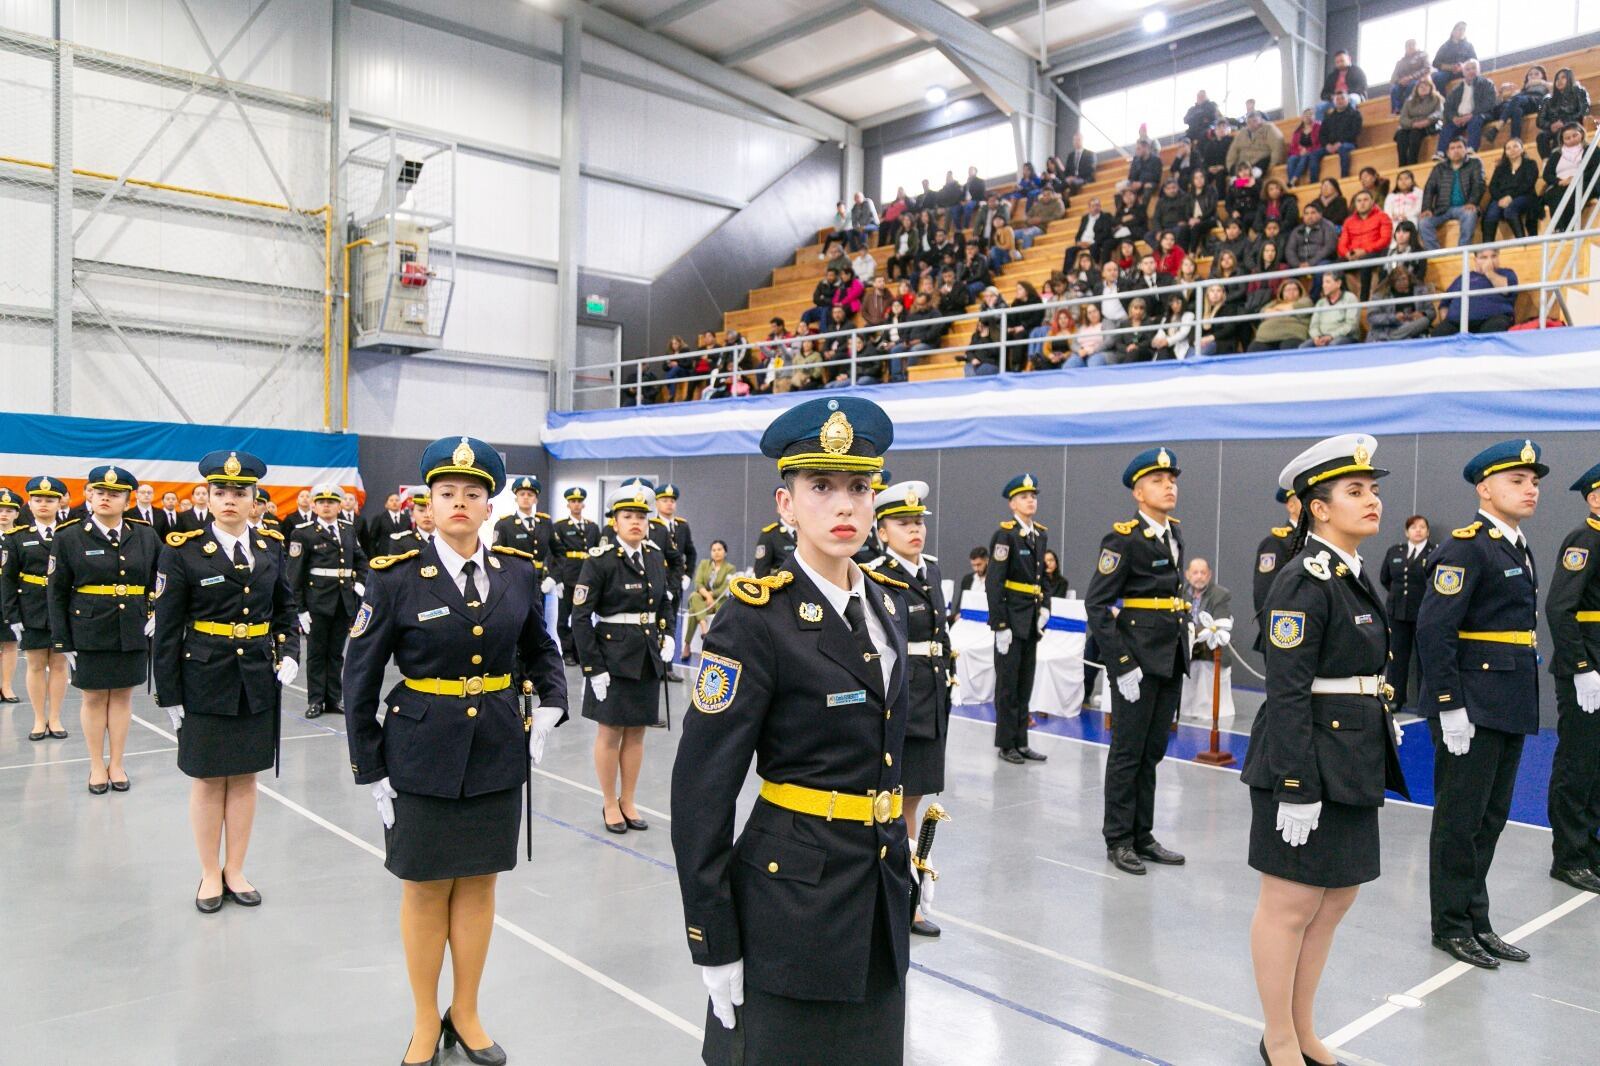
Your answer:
[584,294,609,316]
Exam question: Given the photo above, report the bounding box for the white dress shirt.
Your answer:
[433,535,489,600]
[1307,532,1362,580]
[211,524,254,568]
[794,549,897,693]
[1139,510,1178,564]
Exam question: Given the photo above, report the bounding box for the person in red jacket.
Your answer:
[1336,190,1394,301]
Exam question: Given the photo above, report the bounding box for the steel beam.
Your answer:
[1245,0,1325,114]
[1044,0,1257,77]
[641,0,721,32]
[50,4,71,415]
[557,8,582,408]
[714,1,857,67]
[331,0,350,430]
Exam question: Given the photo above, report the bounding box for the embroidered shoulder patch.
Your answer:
[1258,552,1277,574]
[754,544,767,559]
[288,541,302,558]
[992,543,1010,562]
[1268,610,1305,649]
[349,601,373,638]
[1097,548,1120,575]
[573,584,589,606]
[692,652,742,714]
[1564,547,1590,571]
[153,572,167,600]
[1433,564,1465,595]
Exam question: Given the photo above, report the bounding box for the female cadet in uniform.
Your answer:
[153,452,299,910]
[2,478,71,739]
[343,436,567,1066]
[572,480,673,833]
[0,487,23,703]
[47,466,160,792]
[671,396,932,1066]
[866,480,955,939]
[1242,434,1408,1066]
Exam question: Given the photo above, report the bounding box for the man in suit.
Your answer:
[948,546,988,623]
[1179,557,1236,721]
[132,483,157,528]
[1063,131,1096,198]
[1065,198,1115,271]
[293,489,313,526]
[363,493,411,555]
[154,491,183,540]
[176,484,211,532]
[1379,515,1435,709]
[339,492,360,526]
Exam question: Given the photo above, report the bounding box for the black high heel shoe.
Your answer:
[620,805,648,831]
[441,1007,506,1066]
[400,1025,441,1066]
[603,804,628,834]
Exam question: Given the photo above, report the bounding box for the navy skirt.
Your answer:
[384,786,521,881]
[72,649,146,691]
[1248,787,1381,888]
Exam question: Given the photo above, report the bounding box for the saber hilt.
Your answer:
[909,802,950,916]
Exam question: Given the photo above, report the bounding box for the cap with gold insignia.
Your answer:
[760,396,892,474]
[1464,438,1548,484]
[311,483,344,503]
[1275,487,1295,504]
[198,449,266,487]
[609,477,656,515]
[564,486,587,502]
[85,465,138,493]
[0,487,19,511]
[410,488,431,506]
[1122,447,1181,488]
[254,485,272,505]
[421,435,505,495]
[870,469,893,493]
[875,480,931,521]
[1279,434,1389,496]
[656,483,681,500]
[1002,472,1039,499]
[24,476,65,499]
[511,475,541,495]
[1568,461,1600,494]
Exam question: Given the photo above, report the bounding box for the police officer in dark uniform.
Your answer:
[852,469,891,564]
[387,491,436,551]
[344,435,568,1066]
[1540,461,1600,894]
[751,509,796,579]
[1242,434,1408,1066]
[492,475,554,581]
[635,482,683,676]
[286,484,368,718]
[48,465,160,794]
[552,486,601,665]
[1252,488,1301,654]
[1,477,71,740]
[1378,514,1435,709]
[574,479,673,833]
[1087,447,1190,875]
[655,483,697,667]
[672,396,925,1066]
[988,472,1049,765]
[1417,439,1545,969]
[0,486,23,704]
[252,486,283,538]
[153,451,300,912]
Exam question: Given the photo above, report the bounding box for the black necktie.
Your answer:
[106,527,119,547]
[42,526,52,543]
[461,560,481,609]
[843,595,880,689]
[232,543,248,570]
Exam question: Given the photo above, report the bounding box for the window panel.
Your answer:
[1499,0,1573,55]
[1223,48,1280,118]
[1124,78,1176,140]
[879,121,1019,202]
[1359,9,1426,72]
[1173,62,1228,132]
[1429,0,1498,61]
[1079,91,1126,153]
[1581,0,1600,32]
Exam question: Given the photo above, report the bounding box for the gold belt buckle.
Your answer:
[872,790,892,824]
[1381,681,1396,702]
[465,675,485,696]
[113,583,128,596]
[231,622,250,639]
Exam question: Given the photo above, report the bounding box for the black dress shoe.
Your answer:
[442,1008,507,1066]
[1432,934,1498,968]
[1017,746,1048,762]
[1303,1054,1346,1066]
[48,726,68,739]
[27,729,46,742]
[1552,866,1600,894]
[1136,840,1186,865]
[603,806,628,834]
[1,692,20,703]
[223,883,262,907]
[304,704,323,719]
[87,778,109,796]
[1108,845,1147,875]
[911,917,941,938]
[1475,932,1529,962]
[623,815,649,831]
[997,748,1025,764]
[401,1028,441,1066]
[195,881,224,915]
[109,775,130,792]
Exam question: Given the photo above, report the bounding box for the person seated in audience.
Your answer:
[989,218,1021,271]
[1040,156,1068,198]
[1005,281,1045,364]
[1094,260,1131,330]
[933,269,966,318]
[860,275,896,333]
[1484,138,1540,241]
[1200,120,1234,190]
[1111,238,1139,273]
[828,202,849,245]
[1366,268,1436,343]
[1441,247,1518,333]
[1314,178,1349,227]
[1126,139,1163,203]
[1357,166,1390,206]
[1489,67,1550,145]
[1066,196,1116,270]
[1064,302,1107,367]
[1063,131,1096,196]
[757,318,795,369]
[1317,50,1367,120]
[1167,138,1198,188]
[1246,277,1314,351]
[1153,229,1187,277]
[965,313,1004,377]
[1338,189,1394,301]
[956,243,992,300]
[879,188,909,248]
[1111,186,1149,248]
[1040,307,1078,369]
[935,169,963,225]
[1419,137,1484,250]
[846,192,879,252]
[1150,292,1196,361]
[1385,220,1428,283]
[1184,90,1221,143]
[774,337,824,393]
[1227,111,1285,177]
[1176,168,1220,255]
[1006,162,1043,210]
[1537,67,1590,159]
[1389,39,1431,115]
[954,166,987,232]
[1222,162,1261,234]
[1442,59,1497,154]
[824,241,851,275]
[1246,241,1290,308]
[1383,169,1423,228]
[1208,219,1251,269]
[650,336,692,403]
[1540,122,1600,230]
[1394,79,1443,167]
[1208,248,1248,313]
[887,293,942,377]
[801,268,840,330]
[1173,255,1202,313]
[1314,93,1362,178]
[1065,248,1097,294]
[832,265,864,317]
[1254,178,1299,239]
[1129,250,1174,294]
[912,177,936,213]
[1301,271,1362,348]
[1285,109,1321,188]
[1152,178,1188,239]
[1196,283,1246,356]
[1287,200,1340,270]
[1109,296,1158,365]
[1431,21,1476,95]
[1025,187,1067,231]
[850,244,876,284]
[819,303,854,363]
[972,194,1005,246]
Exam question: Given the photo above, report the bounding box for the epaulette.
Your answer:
[1000,520,1016,530]
[729,571,794,606]
[1453,521,1482,539]
[492,544,535,561]
[588,545,608,557]
[536,512,550,520]
[294,520,314,529]
[369,550,419,570]
[862,556,887,569]
[761,522,779,533]
[923,553,938,563]
[642,540,659,551]
[864,567,909,590]
[1112,519,1138,535]
[1303,551,1332,581]
[1589,517,1600,533]
[650,517,666,525]
[56,518,79,530]
[1035,522,1048,531]
[165,528,205,548]
[1272,526,1292,538]
[260,527,284,541]
[1169,517,1180,525]
[125,516,149,526]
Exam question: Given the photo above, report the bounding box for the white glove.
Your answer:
[994,629,1013,656]
[913,855,936,914]
[62,650,77,672]
[1575,670,1600,713]
[9,623,20,640]
[555,583,565,599]
[371,777,398,829]
[298,611,312,634]
[661,636,676,662]
[1036,606,1049,636]
[1277,800,1322,847]
[275,657,299,686]
[699,960,745,1031]
[1391,715,1404,747]
[541,576,556,595]
[528,705,563,765]
[1117,666,1144,703]
[143,616,155,638]
[589,672,611,702]
[353,582,365,597]
[681,574,691,592]
[165,704,184,731]
[1439,707,1474,756]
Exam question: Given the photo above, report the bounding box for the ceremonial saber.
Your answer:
[521,679,534,861]
[909,802,951,918]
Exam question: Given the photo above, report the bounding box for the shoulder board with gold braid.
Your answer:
[1589,517,1600,533]
[729,571,794,606]
[1453,521,1483,539]
[260,527,284,541]
[1271,526,1292,538]
[1169,517,1180,525]
[1035,522,1048,531]
[650,516,665,526]
[536,512,550,520]
[761,521,779,533]
[643,540,660,551]
[56,518,79,530]
[863,567,909,590]
[369,549,420,570]
[125,516,150,526]
[1112,519,1138,535]
[999,520,1016,530]
[491,544,536,561]
[165,528,204,548]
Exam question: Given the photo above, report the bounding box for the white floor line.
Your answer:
[1531,992,1600,1016]
[1323,889,1598,1049]
[126,713,704,1043]
[531,766,673,822]
[1036,855,1120,881]
[0,745,177,772]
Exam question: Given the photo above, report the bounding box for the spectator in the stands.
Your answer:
[801,267,839,330]
[1246,277,1313,351]
[1111,186,1148,247]
[1419,137,1484,250]
[1109,297,1157,365]
[1358,166,1390,206]
[1150,292,1195,361]
[1167,138,1197,188]
[1383,169,1423,229]
[824,241,851,274]
[958,242,992,299]
[1537,67,1591,159]
[935,170,963,225]
[990,218,1021,270]
[1314,177,1349,227]
[1111,238,1139,273]
[1254,178,1299,237]
[879,188,909,248]
[861,275,896,332]
[1245,241,1290,308]
[1315,92,1362,178]
[888,215,924,282]
[1126,139,1163,203]
[1068,195,1115,265]
[1338,189,1393,301]
[1154,229,1186,277]
[1129,252,1173,304]
[1317,50,1367,120]
[1065,248,1097,294]
[936,269,967,318]
[1063,132,1095,195]
[1431,21,1476,95]
[1287,200,1340,270]
[829,202,849,245]
[1251,221,1288,274]
[1184,90,1221,142]
[1208,249,1247,314]
[1005,281,1045,364]
[1483,138,1539,241]
[1223,162,1261,233]
[1285,108,1321,187]
[757,318,795,368]
[1385,220,1427,283]
[846,192,879,252]
[1040,156,1067,197]
[965,310,1004,377]
[777,337,824,392]
[1442,59,1496,154]
[1196,283,1244,356]
[1227,111,1285,176]
[1007,162,1043,210]
[1441,247,1517,333]
[1200,119,1234,190]
[1176,168,1219,255]
[819,304,854,363]
[913,178,936,213]
[1366,268,1436,343]
[1394,79,1442,166]
[1095,260,1130,329]
[832,265,864,316]
[1209,219,1251,270]
[1540,122,1599,230]
[1173,256,1202,312]
[972,194,1004,245]
[1152,178,1188,238]
[954,165,987,231]
[887,293,939,374]
[1389,39,1431,115]
[1301,271,1361,348]
[1024,187,1067,231]
[1490,67,1550,145]
[1064,303,1107,367]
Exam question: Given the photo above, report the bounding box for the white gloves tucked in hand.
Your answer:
[681,574,691,592]
[275,657,299,686]
[1391,715,1404,747]
[9,623,20,640]
[165,704,185,731]
[1277,800,1322,846]
[353,582,365,597]
[1575,670,1600,713]
[1439,707,1474,756]
[912,855,937,914]
[143,616,155,639]
[298,611,312,634]
[541,576,556,595]
[62,650,77,672]
[528,706,563,764]
[700,960,745,1030]
[994,629,1013,656]
[371,777,398,829]
[661,636,676,662]
[555,583,565,600]
[589,672,611,702]
[1036,607,1049,636]
[1117,666,1144,703]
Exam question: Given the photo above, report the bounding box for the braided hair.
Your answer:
[1288,480,1337,556]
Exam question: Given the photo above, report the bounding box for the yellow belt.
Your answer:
[1457,630,1536,646]
[403,673,512,697]
[1003,580,1041,595]
[20,573,46,586]
[759,780,903,825]
[1576,612,1600,622]
[564,551,588,559]
[77,584,146,596]
[192,620,270,639]
[1122,597,1190,611]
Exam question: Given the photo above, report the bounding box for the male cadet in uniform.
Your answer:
[647,483,692,678]
[388,491,436,550]
[1087,447,1190,875]
[493,476,555,586]
[752,507,796,579]
[286,485,368,718]
[363,493,411,556]
[1417,439,1545,967]
[853,469,891,564]
[988,473,1050,765]
[1253,488,1301,653]
[1539,461,1600,894]
[671,396,923,1066]
[552,487,601,665]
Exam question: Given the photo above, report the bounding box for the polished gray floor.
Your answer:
[2,668,1596,1066]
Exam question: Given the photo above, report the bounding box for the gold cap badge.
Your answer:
[1520,440,1536,464]
[819,410,854,455]
[1157,448,1171,468]
[1353,443,1370,466]
[905,491,920,509]
[452,437,476,468]
[40,477,52,492]
[223,452,242,477]
[1022,474,1035,489]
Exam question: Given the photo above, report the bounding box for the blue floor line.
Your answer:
[528,808,678,872]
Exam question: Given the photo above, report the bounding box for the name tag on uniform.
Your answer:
[1153,558,1170,568]
[624,582,643,590]
[827,690,867,707]
[417,607,450,621]
[1018,548,1032,556]
[1354,613,1373,625]
[1504,567,1524,577]
[22,539,38,547]
[908,603,926,613]
[86,549,107,557]
[199,575,225,587]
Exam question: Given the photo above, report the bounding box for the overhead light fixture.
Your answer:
[1141,10,1168,34]
[924,85,949,105]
